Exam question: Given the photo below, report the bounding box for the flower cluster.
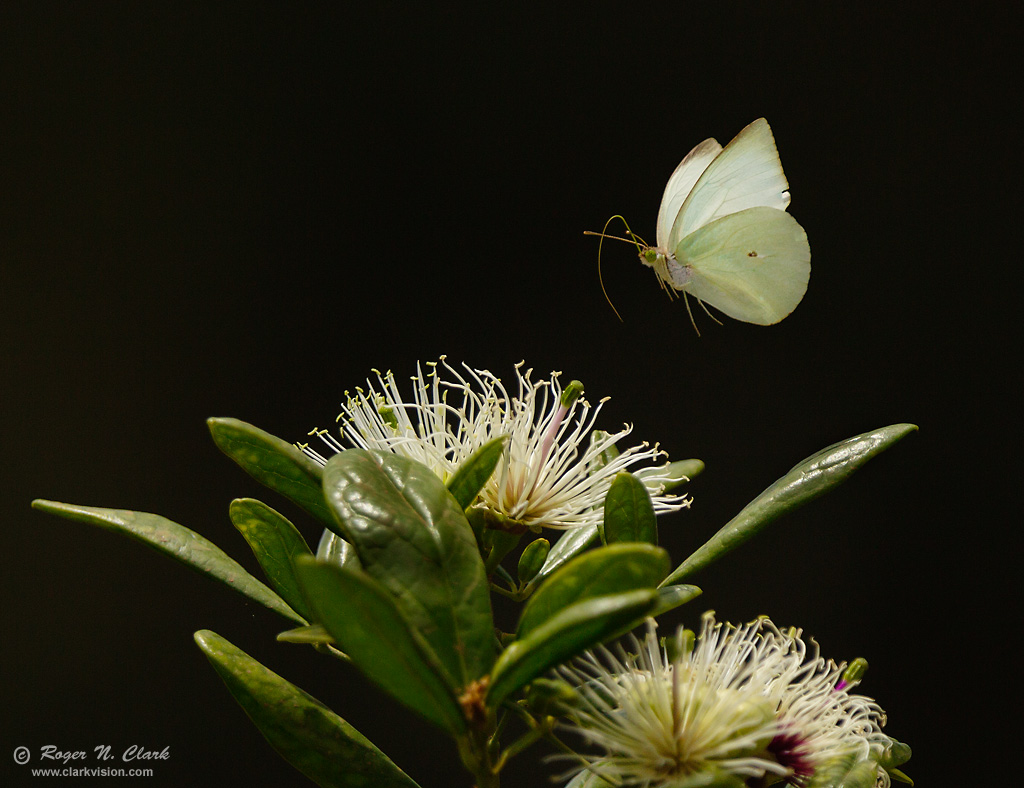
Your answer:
[557,614,892,788]
[300,358,691,531]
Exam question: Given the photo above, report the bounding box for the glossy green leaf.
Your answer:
[653,584,702,616]
[662,424,918,586]
[195,629,420,788]
[323,449,494,688]
[487,589,659,708]
[517,538,550,584]
[208,417,334,527]
[523,524,600,595]
[446,435,508,510]
[602,472,658,545]
[294,557,465,734]
[230,498,314,621]
[518,543,669,637]
[32,500,303,624]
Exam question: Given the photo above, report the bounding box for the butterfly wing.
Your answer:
[670,118,792,249]
[675,206,810,325]
[655,138,722,249]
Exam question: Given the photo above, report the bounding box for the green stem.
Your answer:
[489,582,518,599]
[458,717,500,788]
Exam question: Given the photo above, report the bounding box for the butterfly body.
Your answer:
[644,118,810,325]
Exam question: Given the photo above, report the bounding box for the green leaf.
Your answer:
[208,417,334,527]
[294,557,466,734]
[522,524,600,595]
[32,500,303,624]
[653,584,702,616]
[195,629,420,788]
[323,449,494,688]
[518,543,670,638]
[487,589,658,708]
[446,435,508,510]
[517,538,550,584]
[602,472,657,545]
[230,498,314,621]
[662,424,918,586]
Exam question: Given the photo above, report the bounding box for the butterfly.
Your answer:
[594,118,810,329]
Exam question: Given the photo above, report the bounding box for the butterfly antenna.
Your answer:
[586,214,642,323]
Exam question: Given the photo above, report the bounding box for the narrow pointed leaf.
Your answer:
[32,500,303,624]
[323,449,494,688]
[653,584,702,616]
[294,557,466,733]
[518,543,669,637]
[663,424,918,586]
[602,472,658,545]
[195,630,420,788]
[523,524,600,595]
[230,498,314,621]
[487,589,659,708]
[446,435,508,510]
[208,417,333,527]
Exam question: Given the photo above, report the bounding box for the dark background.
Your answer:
[2,4,1014,786]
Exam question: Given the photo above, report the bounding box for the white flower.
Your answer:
[557,614,892,788]
[752,623,890,786]
[300,358,690,531]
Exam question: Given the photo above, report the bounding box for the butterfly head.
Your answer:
[638,245,667,269]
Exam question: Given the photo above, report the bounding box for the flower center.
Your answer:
[768,728,815,784]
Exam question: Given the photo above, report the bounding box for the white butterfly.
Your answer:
[625,118,811,327]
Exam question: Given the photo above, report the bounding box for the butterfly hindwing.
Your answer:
[674,206,810,325]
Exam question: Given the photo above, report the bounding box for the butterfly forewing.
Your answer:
[674,206,810,325]
[655,138,722,249]
[670,118,791,249]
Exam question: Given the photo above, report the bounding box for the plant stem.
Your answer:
[458,718,500,788]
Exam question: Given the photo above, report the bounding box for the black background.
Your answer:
[2,4,1015,787]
